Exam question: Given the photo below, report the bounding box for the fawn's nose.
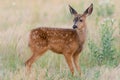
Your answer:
[73,25,77,29]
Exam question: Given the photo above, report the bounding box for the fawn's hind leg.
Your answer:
[25,47,47,71]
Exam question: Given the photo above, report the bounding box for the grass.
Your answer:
[0,0,120,80]
[88,18,118,66]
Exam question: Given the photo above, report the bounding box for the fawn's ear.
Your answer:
[83,3,93,16]
[69,5,77,16]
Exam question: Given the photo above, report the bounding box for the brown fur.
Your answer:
[25,4,93,75]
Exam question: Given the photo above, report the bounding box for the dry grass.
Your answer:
[1,65,120,80]
[0,0,120,80]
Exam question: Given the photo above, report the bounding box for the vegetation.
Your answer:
[0,0,120,80]
[88,18,118,66]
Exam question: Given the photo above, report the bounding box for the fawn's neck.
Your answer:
[76,27,86,45]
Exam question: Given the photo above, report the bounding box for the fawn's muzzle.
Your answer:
[73,25,77,29]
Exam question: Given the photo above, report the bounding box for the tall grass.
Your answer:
[0,0,120,80]
[88,18,118,66]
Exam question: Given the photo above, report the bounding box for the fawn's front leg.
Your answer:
[73,53,81,75]
[73,47,82,76]
[64,53,74,75]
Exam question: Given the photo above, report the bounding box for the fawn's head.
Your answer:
[69,4,93,30]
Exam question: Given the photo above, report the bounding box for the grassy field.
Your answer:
[0,0,120,80]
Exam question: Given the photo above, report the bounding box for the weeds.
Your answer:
[88,18,117,66]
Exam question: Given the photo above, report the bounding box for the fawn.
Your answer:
[25,3,93,75]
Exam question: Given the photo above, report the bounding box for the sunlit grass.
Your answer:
[0,0,120,80]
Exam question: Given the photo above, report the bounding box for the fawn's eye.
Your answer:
[79,19,83,22]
